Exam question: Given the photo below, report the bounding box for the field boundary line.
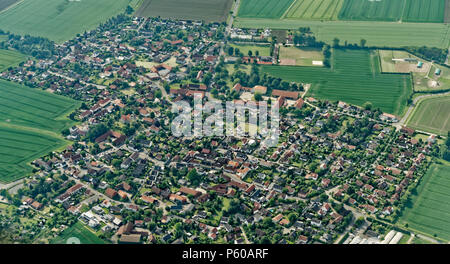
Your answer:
[0,0,24,15]
[281,0,298,19]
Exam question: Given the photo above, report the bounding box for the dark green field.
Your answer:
[0,79,79,183]
[51,222,107,244]
[261,49,412,116]
[136,0,233,22]
[399,162,450,241]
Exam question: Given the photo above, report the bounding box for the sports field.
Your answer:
[0,49,26,72]
[233,19,450,49]
[51,222,107,244]
[285,0,344,20]
[279,47,324,66]
[136,0,233,22]
[407,95,450,136]
[400,162,450,241]
[0,0,131,43]
[0,79,79,182]
[238,0,295,19]
[262,49,412,116]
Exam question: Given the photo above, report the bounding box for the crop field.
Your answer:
[136,0,233,22]
[285,0,344,20]
[233,19,450,49]
[262,49,412,116]
[0,79,79,182]
[0,49,26,72]
[0,0,19,12]
[407,95,450,136]
[400,162,450,241]
[0,0,131,43]
[51,222,107,244]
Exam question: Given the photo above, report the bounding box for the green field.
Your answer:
[285,0,344,20]
[238,0,295,19]
[399,162,450,241]
[234,19,450,49]
[136,0,233,22]
[262,49,412,116]
[51,222,107,244]
[0,79,79,182]
[407,95,450,136]
[0,49,26,72]
[0,0,131,43]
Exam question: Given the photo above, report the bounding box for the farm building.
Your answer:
[417,61,423,68]
[435,68,441,75]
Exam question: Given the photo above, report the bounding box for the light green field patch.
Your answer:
[279,46,324,66]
